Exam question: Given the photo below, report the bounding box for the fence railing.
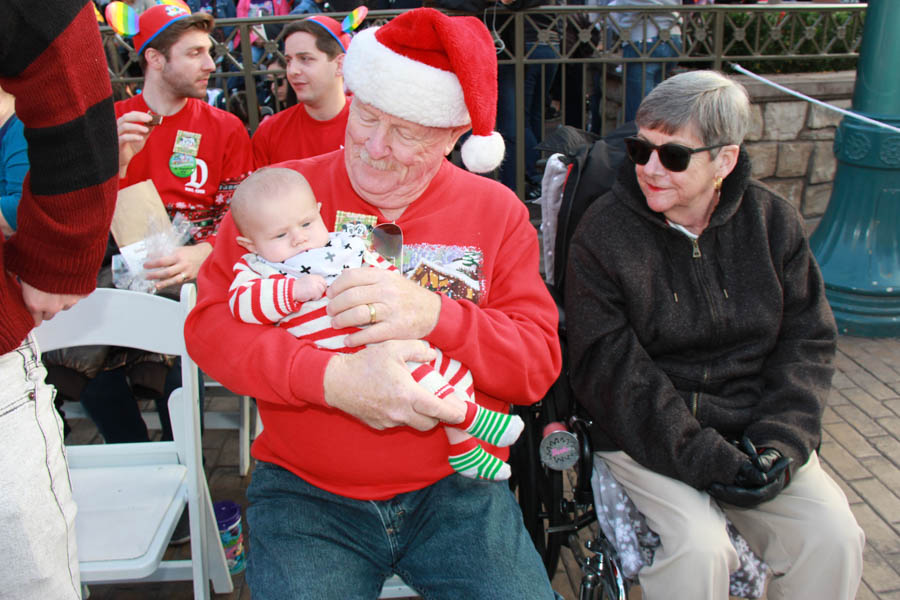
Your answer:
[101,3,865,199]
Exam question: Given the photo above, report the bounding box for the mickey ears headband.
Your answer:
[305,6,368,53]
[105,0,191,51]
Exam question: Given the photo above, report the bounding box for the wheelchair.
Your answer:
[508,123,634,600]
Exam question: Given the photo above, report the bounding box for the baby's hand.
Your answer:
[293,275,328,302]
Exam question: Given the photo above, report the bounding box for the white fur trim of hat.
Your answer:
[343,8,505,173]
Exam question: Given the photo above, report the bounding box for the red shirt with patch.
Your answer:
[115,95,252,242]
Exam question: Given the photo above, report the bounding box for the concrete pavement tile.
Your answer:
[829,387,852,405]
[834,404,888,437]
[850,478,900,525]
[831,371,857,390]
[872,436,900,469]
[822,405,844,425]
[842,387,896,419]
[886,398,900,418]
[854,582,879,600]
[824,422,881,459]
[879,416,900,439]
[862,546,900,594]
[844,369,898,401]
[834,352,862,372]
[860,456,900,497]
[821,459,862,504]
[820,440,872,481]
[850,503,900,555]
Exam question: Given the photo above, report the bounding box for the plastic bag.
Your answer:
[112,213,193,294]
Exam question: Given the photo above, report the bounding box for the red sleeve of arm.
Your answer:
[186,212,333,406]
[3,1,118,294]
[426,202,561,406]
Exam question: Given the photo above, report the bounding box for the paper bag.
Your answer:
[110,180,172,248]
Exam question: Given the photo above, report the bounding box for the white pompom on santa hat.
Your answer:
[342,8,505,174]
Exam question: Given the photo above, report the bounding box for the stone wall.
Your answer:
[736,70,856,232]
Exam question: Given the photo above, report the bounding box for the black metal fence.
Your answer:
[101,3,865,197]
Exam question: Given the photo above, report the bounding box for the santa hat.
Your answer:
[304,15,352,53]
[134,4,191,56]
[342,8,505,174]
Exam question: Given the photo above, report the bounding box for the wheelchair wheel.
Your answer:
[510,398,566,577]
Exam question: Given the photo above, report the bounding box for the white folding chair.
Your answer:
[202,378,258,477]
[33,285,232,599]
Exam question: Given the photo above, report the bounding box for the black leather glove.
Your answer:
[709,436,793,508]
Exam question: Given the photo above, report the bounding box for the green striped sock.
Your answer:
[448,443,511,481]
[464,404,524,447]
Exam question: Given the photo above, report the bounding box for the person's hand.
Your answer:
[143,242,212,289]
[19,280,85,326]
[0,209,13,238]
[709,436,793,507]
[293,274,327,303]
[323,340,466,431]
[117,111,154,178]
[326,267,441,347]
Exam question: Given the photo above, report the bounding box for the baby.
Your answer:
[227,167,523,480]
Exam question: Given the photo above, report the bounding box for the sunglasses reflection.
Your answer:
[372,223,403,269]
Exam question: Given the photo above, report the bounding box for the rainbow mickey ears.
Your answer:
[305,7,367,54]
[341,6,368,34]
[105,0,191,54]
[105,1,140,37]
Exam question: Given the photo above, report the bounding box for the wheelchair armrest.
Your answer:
[571,416,595,506]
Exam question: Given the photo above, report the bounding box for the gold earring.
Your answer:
[714,176,723,192]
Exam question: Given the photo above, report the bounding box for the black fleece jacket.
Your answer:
[565,149,837,490]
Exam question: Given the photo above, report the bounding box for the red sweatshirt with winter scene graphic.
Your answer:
[185,149,561,500]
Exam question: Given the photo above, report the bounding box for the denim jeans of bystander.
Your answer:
[0,334,81,600]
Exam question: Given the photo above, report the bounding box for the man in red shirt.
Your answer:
[187,8,561,598]
[116,4,252,288]
[251,15,351,167]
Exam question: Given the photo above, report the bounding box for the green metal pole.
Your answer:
[809,0,900,337]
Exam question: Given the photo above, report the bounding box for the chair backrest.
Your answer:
[34,287,190,356]
[34,284,200,424]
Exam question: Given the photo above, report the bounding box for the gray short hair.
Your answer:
[635,70,751,147]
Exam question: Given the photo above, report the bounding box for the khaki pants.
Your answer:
[597,450,864,600]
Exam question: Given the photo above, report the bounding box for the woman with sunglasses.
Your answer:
[565,70,863,600]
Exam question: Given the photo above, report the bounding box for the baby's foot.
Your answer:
[448,439,511,481]
[460,403,524,447]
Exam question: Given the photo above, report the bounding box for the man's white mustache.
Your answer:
[358,147,394,171]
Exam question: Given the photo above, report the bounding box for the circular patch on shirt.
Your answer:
[169,152,197,178]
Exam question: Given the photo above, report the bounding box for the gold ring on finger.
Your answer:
[368,303,377,325]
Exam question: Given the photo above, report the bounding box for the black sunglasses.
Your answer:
[624,136,727,172]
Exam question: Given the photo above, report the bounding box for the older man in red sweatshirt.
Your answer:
[187,8,562,599]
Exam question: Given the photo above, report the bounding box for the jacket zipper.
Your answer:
[691,392,699,416]
[692,238,702,258]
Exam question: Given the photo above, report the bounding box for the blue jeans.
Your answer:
[497,43,559,190]
[622,35,682,122]
[246,462,557,600]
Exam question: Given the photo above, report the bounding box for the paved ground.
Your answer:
[72,334,900,599]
